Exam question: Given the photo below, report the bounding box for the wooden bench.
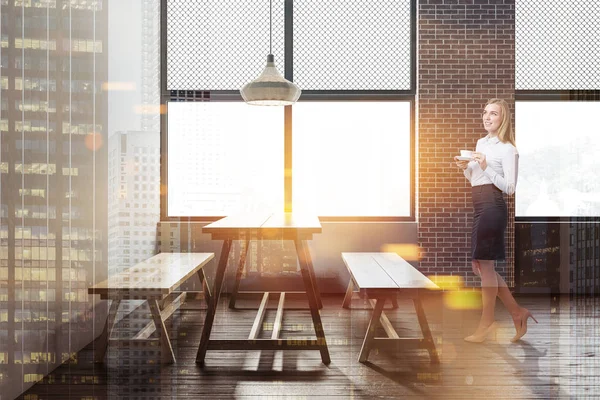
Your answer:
[342,252,440,364]
[89,252,214,364]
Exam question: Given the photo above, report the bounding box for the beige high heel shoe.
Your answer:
[511,309,538,342]
[464,321,498,343]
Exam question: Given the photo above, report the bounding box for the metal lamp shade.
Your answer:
[240,55,301,106]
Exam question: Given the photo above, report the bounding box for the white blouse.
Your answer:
[463,134,519,195]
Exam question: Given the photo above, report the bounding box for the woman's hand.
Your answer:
[454,156,469,170]
[472,152,487,170]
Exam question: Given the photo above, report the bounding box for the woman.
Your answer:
[454,98,537,343]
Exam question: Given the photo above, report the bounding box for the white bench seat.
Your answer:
[342,252,439,364]
[89,252,214,364]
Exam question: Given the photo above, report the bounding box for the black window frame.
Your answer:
[159,0,417,222]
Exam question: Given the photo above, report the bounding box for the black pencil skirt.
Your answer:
[471,184,507,261]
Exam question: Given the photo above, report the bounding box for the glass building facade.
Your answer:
[0,1,107,398]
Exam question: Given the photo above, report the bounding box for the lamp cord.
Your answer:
[269,0,272,55]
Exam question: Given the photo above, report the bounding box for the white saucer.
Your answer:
[455,156,473,161]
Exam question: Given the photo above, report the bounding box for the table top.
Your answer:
[203,212,322,240]
[89,252,214,299]
[342,252,438,291]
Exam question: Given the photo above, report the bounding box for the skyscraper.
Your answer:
[108,130,160,274]
[515,222,561,292]
[0,1,107,398]
[107,0,160,273]
[570,221,600,295]
[104,2,162,377]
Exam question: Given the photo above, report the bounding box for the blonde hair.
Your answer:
[485,98,516,147]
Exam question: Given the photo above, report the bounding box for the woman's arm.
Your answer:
[462,140,481,182]
[483,146,519,195]
[463,161,476,182]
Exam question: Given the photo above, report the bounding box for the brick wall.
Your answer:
[418,0,515,287]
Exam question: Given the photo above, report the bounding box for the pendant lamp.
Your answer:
[240,0,301,106]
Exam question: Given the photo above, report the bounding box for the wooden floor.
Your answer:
[19,293,600,399]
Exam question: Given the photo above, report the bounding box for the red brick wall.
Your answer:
[417,0,515,287]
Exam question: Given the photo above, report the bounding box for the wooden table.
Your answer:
[89,252,214,363]
[196,213,330,365]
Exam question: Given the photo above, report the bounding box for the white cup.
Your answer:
[460,150,473,158]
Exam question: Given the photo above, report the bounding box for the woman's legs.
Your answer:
[495,271,522,317]
[473,262,533,338]
[473,259,498,332]
[473,260,522,318]
[495,272,538,339]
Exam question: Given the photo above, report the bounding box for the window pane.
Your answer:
[168,102,284,216]
[516,101,600,217]
[516,1,600,90]
[166,0,285,90]
[294,0,411,90]
[292,102,411,217]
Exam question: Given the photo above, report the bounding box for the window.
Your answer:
[515,0,600,219]
[167,102,283,216]
[515,102,600,218]
[292,102,411,217]
[163,0,415,219]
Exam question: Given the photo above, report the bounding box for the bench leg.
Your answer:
[295,240,330,364]
[359,297,386,363]
[342,280,354,309]
[229,240,249,309]
[413,297,439,364]
[94,299,120,363]
[149,299,176,364]
[343,282,396,311]
[133,293,186,341]
[197,268,212,306]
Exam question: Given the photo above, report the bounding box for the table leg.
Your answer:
[413,296,439,364]
[359,296,386,363]
[196,239,232,365]
[295,240,330,364]
[229,239,249,309]
[149,299,176,364]
[94,299,120,363]
[302,240,323,309]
